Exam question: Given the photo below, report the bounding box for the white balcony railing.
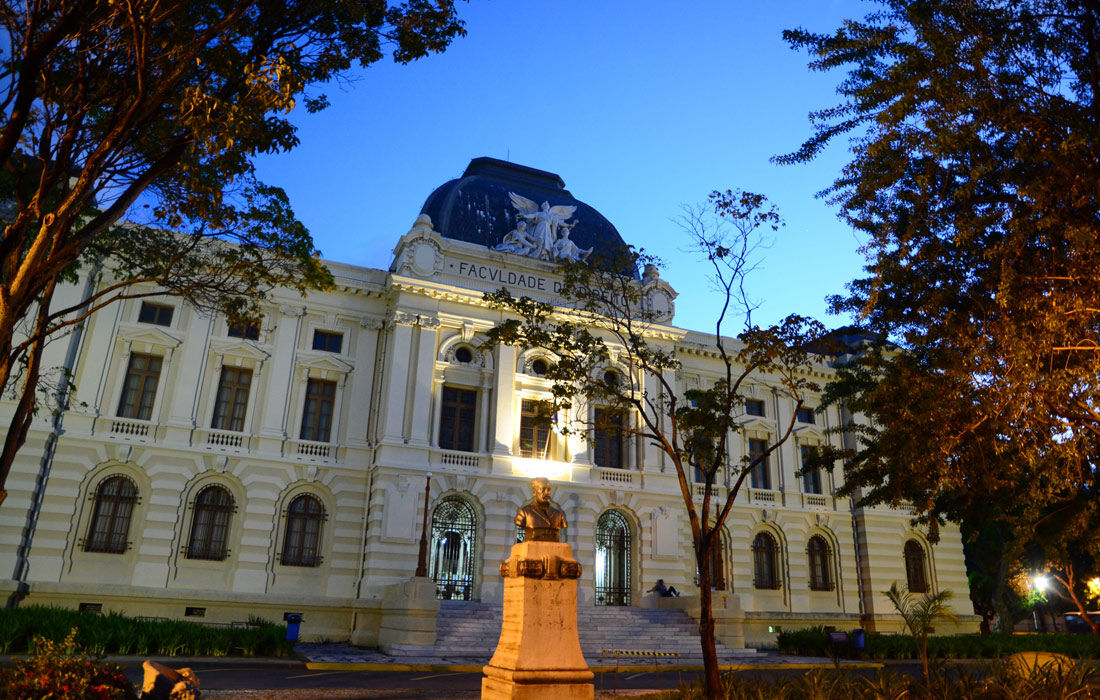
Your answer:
[294,440,331,460]
[748,488,778,505]
[109,418,151,438]
[438,450,482,469]
[205,429,244,449]
[802,493,829,509]
[599,468,635,486]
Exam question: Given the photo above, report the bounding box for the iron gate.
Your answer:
[595,510,631,606]
[430,496,478,600]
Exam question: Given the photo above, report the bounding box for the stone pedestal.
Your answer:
[481,541,594,700]
[372,576,440,651]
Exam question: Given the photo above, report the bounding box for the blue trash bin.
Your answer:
[852,628,865,650]
[284,613,302,641]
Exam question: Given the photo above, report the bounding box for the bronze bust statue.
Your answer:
[514,477,567,542]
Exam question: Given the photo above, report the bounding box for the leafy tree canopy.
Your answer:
[0,0,467,503]
[783,0,1099,630]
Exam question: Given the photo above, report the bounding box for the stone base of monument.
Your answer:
[481,541,594,700]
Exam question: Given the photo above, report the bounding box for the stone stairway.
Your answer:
[386,600,756,663]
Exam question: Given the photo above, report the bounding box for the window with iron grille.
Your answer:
[752,531,781,589]
[211,367,252,432]
[117,353,162,420]
[807,535,833,591]
[312,330,343,353]
[84,476,137,553]
[439,386,477,452]
[281,494,325,567]
[595,510,632,606]
[430,496,479,601]
[801,446,822,494]
[227,321,260,340]
[186,485,234,561]
[904,539,930,593]
[748,438,770,490]
[518,400,551,459]
[300,379,336,442]
[796,406,816,423]
[593,408,625,469]
[138,302,174,326]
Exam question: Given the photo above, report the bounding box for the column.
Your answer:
[491,345,516,455]
[407,322,438,446]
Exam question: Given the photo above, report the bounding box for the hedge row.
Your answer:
[0,606,295,658]
[777,625,1100,659]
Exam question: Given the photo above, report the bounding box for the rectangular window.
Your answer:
[593,408,625,469]
[138,302,174,326]
[801,446,823,494]
[312,330,343,353]
[117,353,162,420]
[439,386,477,452]
[745,399,765,417]
[227,321,260,340]
[796,406,815,424]
[748,438,770,490]
[300,379,336,442]
[211,367,253,432]
[519,400,551,459]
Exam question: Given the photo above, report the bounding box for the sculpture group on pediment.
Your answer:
[494,192,593,263]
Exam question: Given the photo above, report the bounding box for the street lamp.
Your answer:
[415,472,432,578]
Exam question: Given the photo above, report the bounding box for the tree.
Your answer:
[781,0,1100,628]
[0,0,468,505]
[484,190,827,698]
[884,582,959,680]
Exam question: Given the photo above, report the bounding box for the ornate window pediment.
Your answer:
[209,340,271,363]
[294,351,353,377]
[115,324,182,350]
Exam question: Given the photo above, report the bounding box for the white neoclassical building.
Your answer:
[0,158,974,647]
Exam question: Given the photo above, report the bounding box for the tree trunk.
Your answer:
[0,280,56,507]
[696,546,721,699]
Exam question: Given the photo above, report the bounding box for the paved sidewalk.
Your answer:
[294,642,883,672]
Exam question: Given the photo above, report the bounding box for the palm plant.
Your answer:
[884,582,960,680]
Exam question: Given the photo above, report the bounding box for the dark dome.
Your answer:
[420,157,635,275]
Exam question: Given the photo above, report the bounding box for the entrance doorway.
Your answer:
[429,496,478,600]
[595,510,631,606]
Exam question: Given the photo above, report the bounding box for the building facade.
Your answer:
[0,158,974,646]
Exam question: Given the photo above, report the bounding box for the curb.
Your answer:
[303,661,886,673]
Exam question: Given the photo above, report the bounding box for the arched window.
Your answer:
[595,510,632,606]
[807,535,833,591]
[904,539,929,593]
[281,494,325,567]
[430,496,479,601]
[84,476,137,553]
[752,532,781,590]
[186,485,234,561]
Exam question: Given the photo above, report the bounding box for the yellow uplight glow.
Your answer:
[513,458,573,482]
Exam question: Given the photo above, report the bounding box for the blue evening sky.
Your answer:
[253,1,871,334]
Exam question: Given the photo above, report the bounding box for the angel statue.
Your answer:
[507,192,577,260]
[552,222,593,262]
[495,220,537,256]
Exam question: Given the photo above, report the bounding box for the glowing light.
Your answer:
[513,458,572,481]
[1032,574,1051,593]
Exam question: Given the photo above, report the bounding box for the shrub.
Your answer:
[0,628,138,700]
[0,606,295,658]
[652,661,1100,699]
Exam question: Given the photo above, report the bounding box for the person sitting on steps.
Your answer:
[647,579,680,597]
